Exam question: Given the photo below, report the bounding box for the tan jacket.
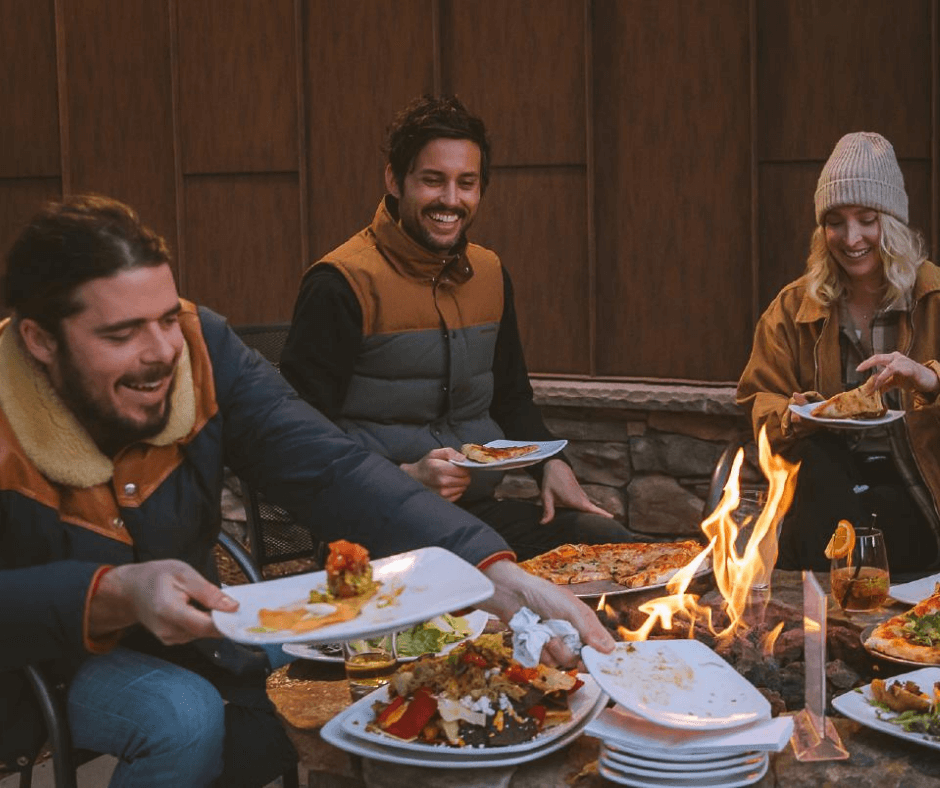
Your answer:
[737,261,940,523]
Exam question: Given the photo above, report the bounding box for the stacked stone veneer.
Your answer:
[495,380,766,539]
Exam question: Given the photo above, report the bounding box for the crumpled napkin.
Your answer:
[508,607,582,668]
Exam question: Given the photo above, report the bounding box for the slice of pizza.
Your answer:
[810,377,887,420]
[460,443,539,464]
[865,591,940,663]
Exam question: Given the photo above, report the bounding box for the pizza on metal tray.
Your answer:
[866,590,940,664]
[519,540,705,589]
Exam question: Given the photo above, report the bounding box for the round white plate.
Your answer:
[450,439,567,470]
[787,402,904,429]
[281,610,490,663]
[581,640,770,730]
[598,753,768,788]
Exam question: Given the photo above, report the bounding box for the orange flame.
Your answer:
[617,426,799,644]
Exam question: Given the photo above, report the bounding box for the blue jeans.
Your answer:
[67,647,227,788]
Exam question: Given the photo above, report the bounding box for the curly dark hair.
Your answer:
[3,194,171,336]
[384,95,491,193]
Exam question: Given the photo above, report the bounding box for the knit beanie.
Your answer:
[814,132,908,225]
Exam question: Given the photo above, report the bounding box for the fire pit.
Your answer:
[597,574,883,715]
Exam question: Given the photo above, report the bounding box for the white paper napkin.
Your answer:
[508,607,582,667]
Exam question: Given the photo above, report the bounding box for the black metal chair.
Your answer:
[15,533,298,788]
[233,323,326,577]
[702,436,748,520]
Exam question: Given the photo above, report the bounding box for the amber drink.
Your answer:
[343,638,397,700]
[829,526,889,613]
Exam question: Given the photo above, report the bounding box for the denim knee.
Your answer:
[141,672,226,756]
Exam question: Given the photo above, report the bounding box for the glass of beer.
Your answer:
[342,634,398,700]
[830,527,890,612]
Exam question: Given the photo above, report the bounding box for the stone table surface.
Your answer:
[269,569,940,788]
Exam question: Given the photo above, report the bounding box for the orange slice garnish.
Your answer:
[824,520,856,560]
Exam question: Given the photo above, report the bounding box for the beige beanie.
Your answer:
[814,132,908,225]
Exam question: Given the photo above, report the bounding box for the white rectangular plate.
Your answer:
[890,573,940,605]
[582,640,770,730]
[598,753,768,788]
[320,681,607,768]
[831,667,940,751]
[787,402,904,429]
[213,546,493,645]
[339,673,603,754]
[450,439,567,470]
[585,706,792,755]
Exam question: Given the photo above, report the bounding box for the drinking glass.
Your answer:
[732,489,775,589]
[829,527,890,613]
[342,634,398,700]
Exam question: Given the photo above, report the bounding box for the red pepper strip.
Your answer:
[570,677,584,693]
[505,664,538,683]
[382,688,438,740]
[527,704,546,727]
[376,695,406,725]
[461,652,488,668]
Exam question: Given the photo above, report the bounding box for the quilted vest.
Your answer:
[320,198,505,501]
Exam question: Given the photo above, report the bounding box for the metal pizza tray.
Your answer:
[567,560,713,599]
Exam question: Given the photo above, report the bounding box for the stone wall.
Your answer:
[494,380,766,539]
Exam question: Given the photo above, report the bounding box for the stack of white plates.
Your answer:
[321,673,607,768]
[581,640,793,787]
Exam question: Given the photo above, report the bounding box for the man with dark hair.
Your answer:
[0,194,614,787]
[282,95,639,562]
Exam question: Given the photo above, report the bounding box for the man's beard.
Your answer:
[55,344,176,456]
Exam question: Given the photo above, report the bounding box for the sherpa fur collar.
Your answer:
[0,320,196,488]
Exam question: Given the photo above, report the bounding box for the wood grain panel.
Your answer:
[61,0,178,259]
[473,168,589,375]
[177,0,297,173]
[758,0,931,160]
[594,0,752,382]
[757,161,932,330]
[305,0,435,259]
[0,0,59,177]
[182,174,301,324]
[0,180,62,292]
[441,0,586,166]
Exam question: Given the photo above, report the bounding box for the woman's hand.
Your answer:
[858,352,940,395]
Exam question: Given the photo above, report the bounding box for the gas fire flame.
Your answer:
[616,426,800,648]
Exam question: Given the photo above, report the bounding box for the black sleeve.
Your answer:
[490,267,557,441]
[280,266,363,420]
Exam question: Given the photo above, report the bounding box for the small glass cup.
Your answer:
[732,490,775,590]
[342,634,398,700]
[830,526,890,613]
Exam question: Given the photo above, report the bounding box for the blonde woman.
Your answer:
[738,132,940,572]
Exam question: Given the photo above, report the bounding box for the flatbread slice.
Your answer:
[460,443,539,463]
[810,377,887,420]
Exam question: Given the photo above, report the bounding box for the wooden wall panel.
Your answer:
[758,0,931,160]
[182,175,300,325]
[177,0,298,173]
[473,168,589,375]
[441,0,586,166]
[304,0,435,259]
[594,0,752,381]
[61,0,178,259]
[0,180,62,289]
[0,0,59,178]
